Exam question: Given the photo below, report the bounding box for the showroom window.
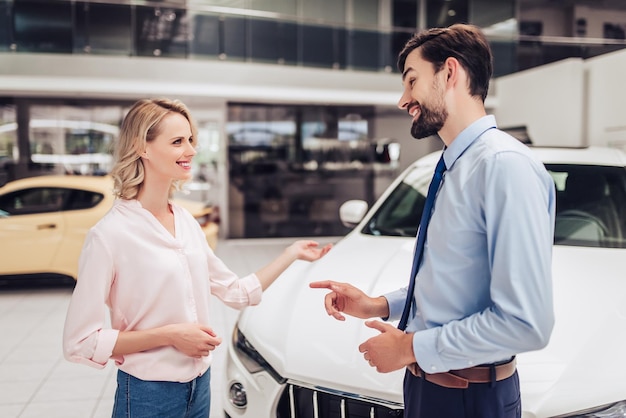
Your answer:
[28,104,127,175]
[12,0,73,53]
[0,0,11,51]
[0,104,16,186]
[74,2,133,55]
[135,5,189,57]
[226,103,398,238]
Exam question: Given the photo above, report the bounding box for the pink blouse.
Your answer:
[62,199,262,382]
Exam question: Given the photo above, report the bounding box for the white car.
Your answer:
[222,146,626,418]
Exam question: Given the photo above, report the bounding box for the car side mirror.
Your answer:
[339,200,369,228]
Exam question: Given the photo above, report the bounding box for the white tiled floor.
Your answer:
[0,237,337,418]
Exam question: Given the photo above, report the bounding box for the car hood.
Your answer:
[239,232,411,404]
[237,233,626,415]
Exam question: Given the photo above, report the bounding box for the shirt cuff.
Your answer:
[246,273,263,305]
[92,328,120,365]
[412,327,447,373]
[382,289,407,321]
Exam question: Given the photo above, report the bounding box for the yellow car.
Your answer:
[0,175,219,281]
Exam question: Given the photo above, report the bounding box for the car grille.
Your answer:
[276,381,403,418]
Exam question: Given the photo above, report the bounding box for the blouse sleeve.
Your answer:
[62,229,120,368]
[206,246,263,309]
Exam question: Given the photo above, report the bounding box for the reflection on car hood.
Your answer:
[237,233,626,416]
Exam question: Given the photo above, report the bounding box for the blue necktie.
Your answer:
[398,154,447,331]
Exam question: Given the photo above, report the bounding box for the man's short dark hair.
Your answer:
[397,24,493,102]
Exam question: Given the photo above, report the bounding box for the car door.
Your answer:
[51,187,108,278]
[0,187,67,276]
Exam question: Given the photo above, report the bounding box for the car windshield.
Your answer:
[362,163,626,248]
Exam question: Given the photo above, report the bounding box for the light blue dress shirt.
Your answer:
[385,115,556,374]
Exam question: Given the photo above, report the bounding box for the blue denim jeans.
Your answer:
[112,368,211,418]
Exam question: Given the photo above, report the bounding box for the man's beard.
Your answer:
[410,102,447,140]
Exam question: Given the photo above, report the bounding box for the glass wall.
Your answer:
[0,98,227,205]
[0,0,13,52]
[0,103,16,186]
[426,0,468,28]
[75,2,133,55]
[11,0,72,53]
[3,0,625,76]
[26,104,126,175]
[0,101,129,181]
[227,103,398,238]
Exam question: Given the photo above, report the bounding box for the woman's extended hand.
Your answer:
[288,240,333,262]
[256,240,333,291]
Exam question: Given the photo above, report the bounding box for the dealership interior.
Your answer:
[2,0,625,240]
[1,0,626,417]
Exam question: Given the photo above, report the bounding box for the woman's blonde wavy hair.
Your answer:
[110,98,197,200]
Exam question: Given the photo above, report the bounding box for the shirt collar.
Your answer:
[442,115,497,169]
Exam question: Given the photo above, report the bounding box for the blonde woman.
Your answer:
[63,98,331,418]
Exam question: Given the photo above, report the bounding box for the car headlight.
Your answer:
[232,326,285,384]
[228,382,247,409]
[554,400,626,417]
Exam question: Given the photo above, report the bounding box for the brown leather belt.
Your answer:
[407,357,516,389]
